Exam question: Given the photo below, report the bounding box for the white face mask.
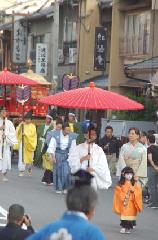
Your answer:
[125,173,133,181]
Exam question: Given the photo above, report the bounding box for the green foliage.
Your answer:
[113,93,157,121]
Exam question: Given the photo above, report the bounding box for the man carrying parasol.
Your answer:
[68,125,112,190]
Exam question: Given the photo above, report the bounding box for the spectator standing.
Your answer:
[147,134,158,208]
[117,127,147,186]
[139,131,148,148]
[0,204,34,240]
[99,126,120,175]
[27,170,105,240]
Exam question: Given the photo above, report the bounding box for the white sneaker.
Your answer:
[56,190,62,194]
[120,228,126,234]
[47,183,53,186]
[42,181,47,185]
[2,177,8,182]
[126,229,131,234]
[18,172,24,177]
[63,190,67,194]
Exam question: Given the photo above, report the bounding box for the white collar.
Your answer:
[66,211,88,220]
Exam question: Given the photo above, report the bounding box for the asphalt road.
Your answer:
[0,164,157,240]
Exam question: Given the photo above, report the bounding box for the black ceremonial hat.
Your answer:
[24,110,33,119]
[72,169,94,187]
[46,109,57,120]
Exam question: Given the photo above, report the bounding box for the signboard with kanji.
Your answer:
[36,43,48,76]
[94,27,106,71]
[13,19,27,64]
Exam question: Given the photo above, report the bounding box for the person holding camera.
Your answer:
[0,204,34,240]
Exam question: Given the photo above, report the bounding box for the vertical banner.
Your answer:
[36,43,48,76]
[13,19,27,63]
[94,27,106,71]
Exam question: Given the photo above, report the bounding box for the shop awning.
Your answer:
[81,75,108,88]
[120,79,148,88]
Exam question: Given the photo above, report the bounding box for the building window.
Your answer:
[63,18,77,42]
[32,35,44,50]
[62,18,77,64]
[120,11,150,57]
[30,35,45,66]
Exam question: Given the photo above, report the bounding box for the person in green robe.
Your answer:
[34,111,55,167]
[68,113,85,145]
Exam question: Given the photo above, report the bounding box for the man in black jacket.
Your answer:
[99,126,120,175]
[0,204,34,240]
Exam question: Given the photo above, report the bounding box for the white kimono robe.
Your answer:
[68,142,112,190]
[0,118,17,173]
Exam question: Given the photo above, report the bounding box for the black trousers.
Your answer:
[120,220,136,229]
[42,170,53,184]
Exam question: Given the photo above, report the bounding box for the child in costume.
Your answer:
[113,167,143,234]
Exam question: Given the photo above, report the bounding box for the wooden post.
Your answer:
[51,0,59,85]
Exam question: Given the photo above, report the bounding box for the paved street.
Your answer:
[0,164,157,240]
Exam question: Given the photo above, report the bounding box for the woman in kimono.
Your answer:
[116,127,147,185]
[16,110,37,177]
[113,167,142,234]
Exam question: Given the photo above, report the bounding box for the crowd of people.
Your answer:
[0,105,158,239]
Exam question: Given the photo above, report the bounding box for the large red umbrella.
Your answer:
[0,69,38,86]
[38,82,144,110]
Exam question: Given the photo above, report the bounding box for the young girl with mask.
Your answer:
[113,167,142,234]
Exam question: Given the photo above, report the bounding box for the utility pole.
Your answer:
[51,0,60,88]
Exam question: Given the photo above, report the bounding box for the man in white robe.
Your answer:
[68,127,112,190]
[0,107,17,181]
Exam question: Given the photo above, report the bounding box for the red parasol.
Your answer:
[38,82,144,110]
[0,69,38,86]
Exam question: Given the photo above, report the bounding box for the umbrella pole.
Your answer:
[88,111,92,167]
[4,86,6,108]
[22,101,24,163]
[88,143,90,167]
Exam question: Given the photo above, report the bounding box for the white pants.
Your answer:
[0,142,11,174]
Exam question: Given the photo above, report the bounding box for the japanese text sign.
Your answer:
[36,43,48,76]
